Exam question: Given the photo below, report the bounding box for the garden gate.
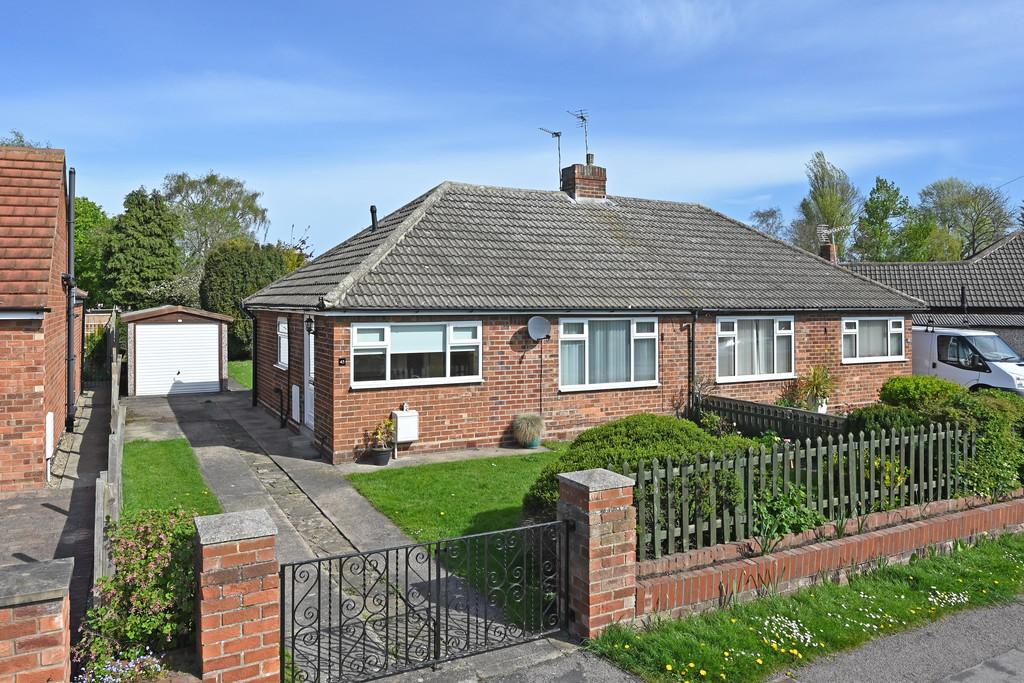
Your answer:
[280,520,568,681]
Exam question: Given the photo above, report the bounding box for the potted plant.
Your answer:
[800,366,835,413]
[367,418,395,465]
[512,413,544,448]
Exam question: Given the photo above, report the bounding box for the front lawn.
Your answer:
[228,359,253,389]
[593,533,1024,683]
[122,438,222,516]
[347,449,563,540]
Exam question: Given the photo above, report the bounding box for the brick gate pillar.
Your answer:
[195,509,279,683]
[557,468,637,639]
[0,558,74,683]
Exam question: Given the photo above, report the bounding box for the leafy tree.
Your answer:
[199,239,304,357]
[850,177,910,261]
[106,189,182,310]
[74,197,113,305]
[162,171,269,271]
[1017,200,1024,231]
[895,208,961,261]
[0,129,47,147]
[748,207,786,239]
[790,151,861,259]
[919,178,1012,257]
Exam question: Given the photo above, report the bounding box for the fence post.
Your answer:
[557,468,637,639]
[195,509,280,683]
[0,559,74,683]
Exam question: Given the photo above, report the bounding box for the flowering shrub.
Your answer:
[75,509,197,677]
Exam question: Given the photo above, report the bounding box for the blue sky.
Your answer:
[4,1,1023,254]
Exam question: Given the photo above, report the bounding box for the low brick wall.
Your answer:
[0,558,73,683]
[636,495,1024,619]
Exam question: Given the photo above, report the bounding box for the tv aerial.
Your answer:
[567,109,590,157]
[538,128,562,185]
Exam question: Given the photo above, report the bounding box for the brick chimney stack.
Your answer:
[819,242,838,263]
[560,153,607,200]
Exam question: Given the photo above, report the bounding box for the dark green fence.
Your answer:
[611,423,973,561]
[699,395,847,441]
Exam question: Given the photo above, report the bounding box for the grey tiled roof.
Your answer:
[913,312,1024,328]
[245,182,925,312]
[848,231,1024,310]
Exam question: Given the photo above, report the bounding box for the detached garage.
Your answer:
[123,305,232,396]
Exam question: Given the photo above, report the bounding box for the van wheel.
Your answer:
[969,384,992,392]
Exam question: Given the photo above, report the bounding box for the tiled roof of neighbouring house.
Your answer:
[0,147,65,310]
[245,181,925,312]
[848,231,1024,310]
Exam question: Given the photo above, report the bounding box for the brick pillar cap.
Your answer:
[0,557,73,608]
[558,468,634,492]
[195,509,277,545]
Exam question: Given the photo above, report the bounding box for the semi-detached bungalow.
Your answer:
[244,156,925,462]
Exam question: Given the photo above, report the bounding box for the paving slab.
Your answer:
[782,597,1024,683]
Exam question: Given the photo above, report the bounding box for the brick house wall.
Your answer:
[252,310,912,463]
[0,321,47,492]
[695,313,913,413]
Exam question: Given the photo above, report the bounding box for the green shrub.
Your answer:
[847,404,925,435]
[522,413,757,519]
[878,376,967,417]
[955,390,1024,498]
[751,486,826,555]
[75,509,197,676]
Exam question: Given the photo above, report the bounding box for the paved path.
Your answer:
[0,385,109,639]
[779,597,1024,682]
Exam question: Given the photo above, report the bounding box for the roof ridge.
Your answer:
[321,181,453,309]
[846,259,970,268]
[967,229,1024,264]
[694,203,927,308]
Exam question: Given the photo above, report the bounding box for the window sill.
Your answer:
[716,373,795,384]
[559,381,660,393]
[350,376,484,390]
[841,357,906,365]
[274,363,289,371]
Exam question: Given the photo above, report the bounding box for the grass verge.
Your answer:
[592,533,1024,682]
[347,450,561,540]
[123,438,222,516]
[228,359,253,389]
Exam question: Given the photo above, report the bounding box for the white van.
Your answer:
[912,327,1024,395]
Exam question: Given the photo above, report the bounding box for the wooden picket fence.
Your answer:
[699,394,847,441]
[611,423,973,561]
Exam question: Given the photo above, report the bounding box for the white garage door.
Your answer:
[136,324,220,396]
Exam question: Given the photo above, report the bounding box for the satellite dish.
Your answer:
[527,316,552,341]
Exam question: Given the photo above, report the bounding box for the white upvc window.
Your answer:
[842,317,905,363]
[558,317,658,392]
[350,321,482,388]
[716,316,795,382]
[276,317,289,369]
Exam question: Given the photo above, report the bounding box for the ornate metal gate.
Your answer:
[280,521,568,681]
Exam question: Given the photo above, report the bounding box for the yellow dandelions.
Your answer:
[439,511,446,516]
[720,674,726,680]
[688,663,696,669]
[789,649,799,656]
[666,664,673,671]
[756,658,764,665]
[723,651,730,657]
[700,669,707,677]
[730,618,737,623]
[624,644,631,649]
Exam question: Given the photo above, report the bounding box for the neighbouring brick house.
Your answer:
[244,155,924,462]
[0,147,84,492]
[849,230,1024,354]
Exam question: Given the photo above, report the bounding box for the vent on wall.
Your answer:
[291,385,301,423]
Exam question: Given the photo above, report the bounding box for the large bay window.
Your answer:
[716,316,794,382]
[351,321,482,387]
[559,318,658,391]
[842,318,904,363]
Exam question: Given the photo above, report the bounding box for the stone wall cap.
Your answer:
[195,509,277,545]
[558,468,635,492]
[0,558,74,608]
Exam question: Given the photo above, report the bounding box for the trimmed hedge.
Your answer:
[879,376,968,415]
[846,404,925,435]
[522,413,758,519]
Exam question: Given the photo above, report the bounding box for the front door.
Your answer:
[303,323,315,430]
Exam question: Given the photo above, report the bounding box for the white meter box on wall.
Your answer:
[392,409,419,443]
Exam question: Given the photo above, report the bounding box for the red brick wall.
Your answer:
[695,313,913,412]
[0,594,71,683]
[251,311,914,462]
[43,187,70,452]
[0,321,47,492]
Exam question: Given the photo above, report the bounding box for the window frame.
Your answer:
[275,317,289,370]
[557,317,659,392]
[349,321,483,389]
[841,317,905,364]
[715,315,796,383]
